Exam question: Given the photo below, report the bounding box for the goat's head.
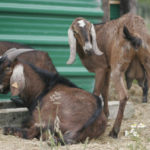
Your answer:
[66,17,103,64]
[0,48,34,95]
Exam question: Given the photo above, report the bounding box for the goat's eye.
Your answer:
[74,31,78,35]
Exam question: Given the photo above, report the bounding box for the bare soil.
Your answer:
[0,82,150,150]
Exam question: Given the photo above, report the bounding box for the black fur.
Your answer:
[78,95,102,133]
[28,63,78,89]
[123,26,142,49]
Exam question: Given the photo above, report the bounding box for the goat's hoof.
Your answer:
[3,127,13,135]
[109,130,118,138]
[142,98,147,103]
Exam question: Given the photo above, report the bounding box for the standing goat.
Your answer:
[0,50,107,144]
[66,13,149,138]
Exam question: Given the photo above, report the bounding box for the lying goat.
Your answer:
[66,13,149,138]
[0,48,57,109]
[1,54,107,143]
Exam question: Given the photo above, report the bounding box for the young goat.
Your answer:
[0,53,107,144]
[66,13,149,138]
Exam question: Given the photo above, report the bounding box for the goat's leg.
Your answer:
[109,70,128,138]
[3,126,40,139]
[101,70,111,117]
[142,78,148,103]
[93,68,108,116]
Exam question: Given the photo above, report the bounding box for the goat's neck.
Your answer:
[20,69,45,108]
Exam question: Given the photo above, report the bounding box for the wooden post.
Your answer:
[102,0,110,22]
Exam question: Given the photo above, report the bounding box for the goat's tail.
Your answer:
[123,26,142,50]
[78,95,102,133]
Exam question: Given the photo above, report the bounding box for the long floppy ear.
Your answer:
[90,24,103,55]
[10,64,25,96]
[66,27,77,64]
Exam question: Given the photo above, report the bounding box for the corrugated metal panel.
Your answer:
[0,0,103,100]
[110,1,120,20]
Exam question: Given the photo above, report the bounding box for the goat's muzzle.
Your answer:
[83,42,93,55]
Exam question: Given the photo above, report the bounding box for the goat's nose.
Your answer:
[83,42,93,54]
[85,49,93,55]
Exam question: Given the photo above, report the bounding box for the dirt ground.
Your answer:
[0,82,150,150]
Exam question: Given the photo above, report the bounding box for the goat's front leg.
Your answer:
[93,68,108,117]
[142,78,148,103]
[109,68,128,138]
[3,126,40,139]
[101,70,111,117]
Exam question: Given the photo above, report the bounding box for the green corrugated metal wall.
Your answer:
[0,0,103,100]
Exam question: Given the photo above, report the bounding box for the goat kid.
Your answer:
[66,13,148,138]
[3,59,107,144]
[67,17,110,117]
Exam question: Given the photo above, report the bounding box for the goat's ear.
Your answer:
[66,27,77,64]
[90,24,103,55]
[10,64,25,96]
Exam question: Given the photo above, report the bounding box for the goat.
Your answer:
[66,13,149,138]
[0,48,57,109]
[0,52,107,144]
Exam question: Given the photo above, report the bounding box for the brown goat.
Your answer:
[0,52,107,144]
[66,13,149,138]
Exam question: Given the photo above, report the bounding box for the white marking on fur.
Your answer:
[67,27,76,64]
[0,56,2,59]
[10,64,25,92]
[78,20,86,27]
[49,91,61,104]
[90,24,103,55]
[83,42,92,52]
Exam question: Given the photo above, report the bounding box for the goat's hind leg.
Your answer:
[93,68,109,117]
[142,78,148,103]
[109,68,128,138]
